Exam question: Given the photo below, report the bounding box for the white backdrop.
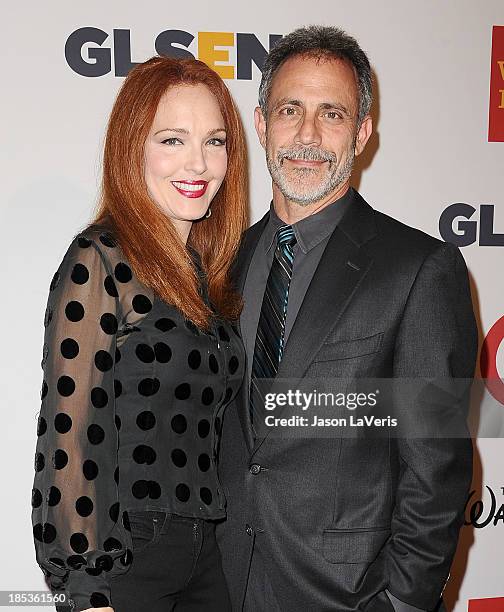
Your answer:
[3,1,503,610]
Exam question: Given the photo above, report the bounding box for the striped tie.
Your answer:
[250,225,297,428]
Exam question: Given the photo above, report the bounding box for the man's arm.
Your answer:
[385,241,477,610]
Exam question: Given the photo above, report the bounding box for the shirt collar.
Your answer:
[265,187,354,254]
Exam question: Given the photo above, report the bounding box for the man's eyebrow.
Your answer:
[272,98,303,111]
[319,102,351,116]
[154,127,226,136]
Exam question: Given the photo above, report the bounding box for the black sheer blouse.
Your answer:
[31,225,245,611]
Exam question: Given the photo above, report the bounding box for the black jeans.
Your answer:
[109,511,231,612]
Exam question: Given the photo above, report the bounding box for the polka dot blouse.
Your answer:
[31,225,245,611]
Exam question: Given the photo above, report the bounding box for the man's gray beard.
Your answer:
[266,145,355,206]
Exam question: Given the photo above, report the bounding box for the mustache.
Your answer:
[277,146,337,164]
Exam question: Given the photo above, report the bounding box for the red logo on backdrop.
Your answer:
[469,597,504,611]
[480,315,504,405]
[488,25,504,142]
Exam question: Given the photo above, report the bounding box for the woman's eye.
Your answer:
[207,138,227,146]
[161,137,182,145]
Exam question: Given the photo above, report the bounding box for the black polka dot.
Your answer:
[201,387,214,406]
[175,383,191,400]
[91,387,108,408]
[176,483,190,502]
[32,488,42,508]
[115,414,121,430]
[100,313,118,335]
[185,320,199,335]
[133,445,157,465]
[57,376,75,397]
[198,454,211,472]
[65,301,84,322]
[171,449,187,468]
[198,419,210,438]
[115,347,122,363]
[228,356,239,374]
[54,413,72,434]
[138,378,160,396]
[154,342,172,363]
[95,350,113,372]
[44,307,53,327]
[200,487,212,505]
[96,554,113,571]
[87,424,105,445]
[78,237,92,248]
[43,523,57,543]
[37,415,47,436]
[48,557,65,569]
[215,416,222,434]
[188,349,201,369]
[114,263,132,283]
[70,532,89,554]
[121,549,133,566]
[99,233,116,248]
[132,294,152,314]
[53,449,68,469]
[67,554,86,569]
[108,504,120,523]
[76,496,94,517]
[104,536,122,552]
[90,593,110,608]
[71,263,89,285]
[132,480,149,499]
[135,344,155,363]
[208,354,219,373]
[83,459,98,480]
[48,486,61,506]
[41,380,48,400]
[136,411,156,430]
[171,414,187,434]
[61,338,79,359]
[114,466,119,484]
[50,271,60,291]
[218,326,230,342]
[33,523,43,541]
[35,452,45,471]
[149,481,161,499]
[114,380,122,398]
[104,275,119,297]
[223,387,233,403]
[155,318,177,332]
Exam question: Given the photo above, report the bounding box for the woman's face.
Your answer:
[144,83,228,242]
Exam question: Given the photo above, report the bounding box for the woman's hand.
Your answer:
[81,608,114,612]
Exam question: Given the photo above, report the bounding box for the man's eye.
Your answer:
[161,137,182,145]
[280,107,297,116]
[324,111,341,119]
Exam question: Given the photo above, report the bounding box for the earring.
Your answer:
[204,208,212,219]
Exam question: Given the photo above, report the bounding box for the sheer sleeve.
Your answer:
[32,233,132,611]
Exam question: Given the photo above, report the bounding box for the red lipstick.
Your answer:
[171,180,208,198]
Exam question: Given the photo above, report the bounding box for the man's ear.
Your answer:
[254,106,267,149]
[354,114,373,156]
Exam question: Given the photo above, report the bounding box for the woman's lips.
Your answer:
[171,180,208,198]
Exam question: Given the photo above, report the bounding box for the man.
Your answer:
[217,25,477,612]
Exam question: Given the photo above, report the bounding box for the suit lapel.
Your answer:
[251,191,378,455]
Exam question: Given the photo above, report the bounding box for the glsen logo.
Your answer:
[64,28,282,78]
[464,486,504,528]
[488,25,504,142]
[439,204,504,246]
[481,315,504,406]
[469,597,504,611]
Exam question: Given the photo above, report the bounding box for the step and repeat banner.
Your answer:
[3,1,503,610]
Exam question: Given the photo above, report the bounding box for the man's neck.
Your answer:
[272,181,351,224]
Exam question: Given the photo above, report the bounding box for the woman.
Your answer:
[31,56,248,612]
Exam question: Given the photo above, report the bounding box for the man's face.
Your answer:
[255,54,372,207]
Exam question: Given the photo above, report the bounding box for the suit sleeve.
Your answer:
[31,235,132,612]
[386,241,477,610]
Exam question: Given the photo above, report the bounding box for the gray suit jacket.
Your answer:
[216,191,477,611]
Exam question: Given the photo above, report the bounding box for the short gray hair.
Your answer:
[258,25,372,125]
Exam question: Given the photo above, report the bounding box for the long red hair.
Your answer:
[91,56,248,329]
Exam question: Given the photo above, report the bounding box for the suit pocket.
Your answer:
[322,527,390,563]
[313,332,383,363]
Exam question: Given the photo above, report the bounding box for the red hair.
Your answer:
[92,56,248,329]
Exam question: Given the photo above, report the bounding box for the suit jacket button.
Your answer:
[249,463,261,475]
[245,524,254,536]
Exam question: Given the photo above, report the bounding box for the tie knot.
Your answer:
[276,225,296,248]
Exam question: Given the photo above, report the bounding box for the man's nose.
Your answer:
[294,114,322,147]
